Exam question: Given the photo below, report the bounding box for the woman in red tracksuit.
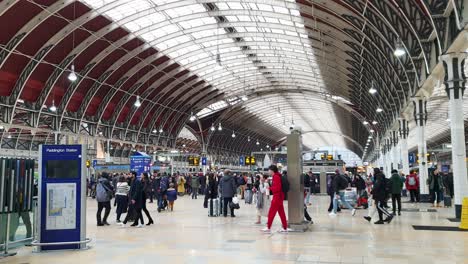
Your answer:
[262,165,289,233]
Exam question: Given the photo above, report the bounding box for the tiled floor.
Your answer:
[2,195,468,264]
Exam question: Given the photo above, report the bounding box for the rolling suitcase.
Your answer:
[245,190,253,204]
[444,196,452,207]
[208,198,220,217]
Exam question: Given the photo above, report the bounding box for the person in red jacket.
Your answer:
[405,170,420,203]
[261,165,290,233]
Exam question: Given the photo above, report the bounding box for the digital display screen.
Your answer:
[46,160,80,179]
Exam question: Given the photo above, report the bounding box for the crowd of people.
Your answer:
[90,165,455,230]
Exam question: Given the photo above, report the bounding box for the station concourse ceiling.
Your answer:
[0,0,462,158]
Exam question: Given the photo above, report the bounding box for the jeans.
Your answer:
[97,201,111,224]
[430,189,443,203]
[192,187,199,199]
[223,197,235,217]
[391,194,401,213]
[332,191,353,213]
[304,187,311,204]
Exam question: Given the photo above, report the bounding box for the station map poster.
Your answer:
[46,183,76,230]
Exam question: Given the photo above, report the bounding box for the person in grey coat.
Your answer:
[220,170,237,217]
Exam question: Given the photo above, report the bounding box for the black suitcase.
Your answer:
[444,196,452,207]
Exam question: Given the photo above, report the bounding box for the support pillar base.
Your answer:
[288,221,310,232]
[455,204,462,219]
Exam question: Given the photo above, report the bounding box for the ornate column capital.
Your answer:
[441,52,467,100]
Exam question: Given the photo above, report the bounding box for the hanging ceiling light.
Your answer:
[68,64,78,82]
[231,132,236,138]
[256,140,260,145]
[134,95,142,107]
[159,127,163,133]
[369,82,377,94]
[182,144,186,148]
[370,129,375,133]
[266,144,270,149]
[210,124,215,131]
[152,129,157,133]
[218,123,222,131]
[7,134,11,139]
[241,95,248,101]
[49,100,57,112]
[376,107,383,113]
[394,38,406,57]
[247,136,251,142]
[189,112,196,122]
[372,120,378,125]
[362,121,369,125]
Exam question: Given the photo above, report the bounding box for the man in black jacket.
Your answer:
[372,168,393,224]
[330,170,356,216]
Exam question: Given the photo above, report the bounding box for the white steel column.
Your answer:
[412,96,429,196]
[441,53,468,218]
[399,119,410,176]
[391,131,399,172]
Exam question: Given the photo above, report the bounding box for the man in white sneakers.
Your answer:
[329,169,356,217]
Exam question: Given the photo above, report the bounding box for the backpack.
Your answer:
[337,175,349,190]
[160,177,169,192]
[96,181,112,202]
[408,177,416,186]
[281,174,290,197]
[384,177,392,196]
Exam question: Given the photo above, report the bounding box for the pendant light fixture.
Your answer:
[394,38,406,57]
[247,136,250,142]
[68,2,78,82]
[159,127,163,133]
[210,124,215,131]
[231,132,236,138]
[256,140,259,145]
[376,107,383,113]
[49,100,57,112]
[134,95,141,107]
[369,81,377,94]
[189,112,196,122]
[218,123,222,131]
[68,65,78,82]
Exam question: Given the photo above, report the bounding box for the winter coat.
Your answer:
[427,172,444,191]
[333,174,349,194]
[191,176,200,189]
[130,179,144,209]
[96,177,113,202]
[199,175,207,186]
[371,173,387,201]
[207,178,218,199]
[220,174,237,198]
[304,174,311,188]
[390,173,404,194]
[257,181,271,216]
[166,188,177,202]
[177,177,186,193]
[405,174,419,190]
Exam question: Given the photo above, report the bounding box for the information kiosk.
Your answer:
[35,145,88,251]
